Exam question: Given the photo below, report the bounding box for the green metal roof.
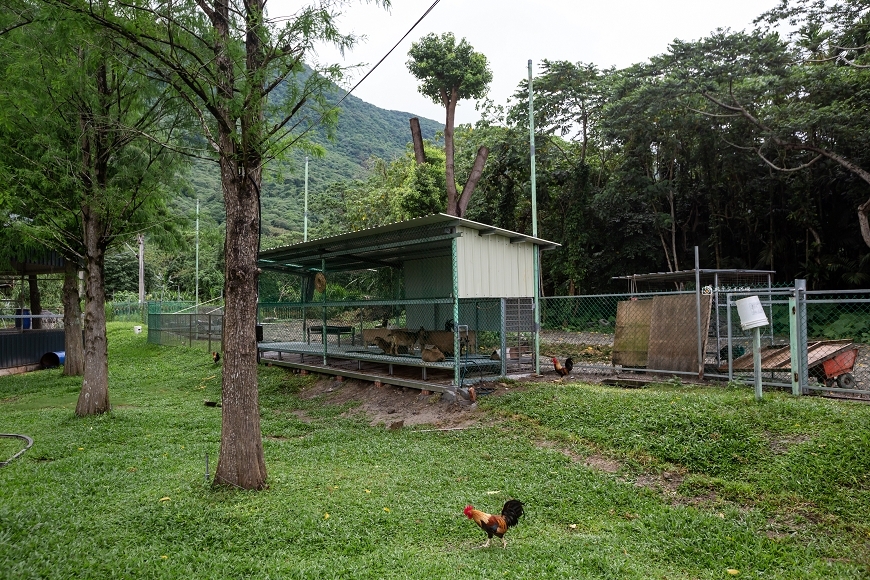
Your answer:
[258,213,559,275]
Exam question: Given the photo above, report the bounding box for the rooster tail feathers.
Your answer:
[501,499,524,527]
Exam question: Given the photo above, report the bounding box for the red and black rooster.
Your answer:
[463,499,524,548]
[552,357,573,380]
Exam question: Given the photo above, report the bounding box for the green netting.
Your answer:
[147,312,222,353]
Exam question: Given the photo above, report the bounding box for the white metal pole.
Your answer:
[137,233,145,305]
[195,198,200,313]
[529,59,541,377]
[753,326,763,401]
[694,246,703,379]
[304,156,309,242]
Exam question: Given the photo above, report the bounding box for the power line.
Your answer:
[272,0,442,159]
[333,0,442,111]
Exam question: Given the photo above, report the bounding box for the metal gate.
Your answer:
[720,284,869,396]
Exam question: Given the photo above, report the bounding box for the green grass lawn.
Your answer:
[1,323,868,579]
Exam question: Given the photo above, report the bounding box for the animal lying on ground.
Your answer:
[421,344,445,362]
[372,336,392,354]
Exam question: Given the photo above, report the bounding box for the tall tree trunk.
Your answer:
[62,260,85,376]
[668,189,679,271]
[27,274,42,330]
[443,88,459,216]
[456,146,489,218]
[213,155,267,490]
[410,117,426,165]
[76,205,110,416]
[211,0,267,490]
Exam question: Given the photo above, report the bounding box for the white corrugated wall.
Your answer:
[455,226,534,298]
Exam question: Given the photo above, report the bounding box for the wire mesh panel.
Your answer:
[802,290,869,395]
[716,290,796,387]
[541,290,746,378]
[146,312,223,354]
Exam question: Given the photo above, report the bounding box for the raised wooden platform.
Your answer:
[258,341,501,387]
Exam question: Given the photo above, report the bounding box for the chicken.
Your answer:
[212,351,221,364]
[552,356,573,380]
[463,499,524,548]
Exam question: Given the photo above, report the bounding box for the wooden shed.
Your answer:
[256,213,558,390]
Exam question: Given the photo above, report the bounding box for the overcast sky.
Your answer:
[269,0,779,125]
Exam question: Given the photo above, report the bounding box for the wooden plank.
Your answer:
[262,359,456,393]
[726,340,855,372]
[612,299,653,367]
[646,294,713,374]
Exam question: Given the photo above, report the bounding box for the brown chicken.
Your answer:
[212,351,221,364]
[463,499,524,548]
[552,357,573,379]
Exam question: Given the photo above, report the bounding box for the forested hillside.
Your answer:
[175,89,442,242]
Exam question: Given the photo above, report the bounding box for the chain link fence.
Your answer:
[803,290,869,395]
[142,282,869,395]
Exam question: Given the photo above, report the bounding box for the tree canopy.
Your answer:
[407,32,492,217]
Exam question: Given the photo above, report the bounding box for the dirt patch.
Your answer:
[297,378,498,428]
[766,432,812,454]
[584,454,623,474]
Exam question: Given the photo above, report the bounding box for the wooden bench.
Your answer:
[307,325,355,346]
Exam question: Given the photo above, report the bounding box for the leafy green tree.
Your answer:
[667,18,870,248]
[0,7,185,387]
[53,0,390,489]
[407,32,492,217]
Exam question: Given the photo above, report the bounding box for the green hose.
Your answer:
[0,434,33,466]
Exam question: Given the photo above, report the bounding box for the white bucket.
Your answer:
[735,296,769,330]
[133,325,142,334]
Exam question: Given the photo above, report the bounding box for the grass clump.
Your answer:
[1,322,868,579]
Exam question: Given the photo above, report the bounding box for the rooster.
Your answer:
[552,356,573,380]
[212,351,221,364]
[463,499,524,548]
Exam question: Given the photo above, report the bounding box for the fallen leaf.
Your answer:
[727,569,739,575]
[324,513,330,520]
[485,490,501,495]
[159,497,171,502]
[383,507,391,513]
[568,524,577,530]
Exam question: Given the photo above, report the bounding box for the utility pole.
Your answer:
[137,233,145,304]
[195,198,200,312]
[304,156,309,242]
[529,59,541,377]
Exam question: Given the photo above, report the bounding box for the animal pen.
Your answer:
[256,214,559,392]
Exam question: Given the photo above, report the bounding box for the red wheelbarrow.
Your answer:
[724,339,860,390]
[816,345,859,389]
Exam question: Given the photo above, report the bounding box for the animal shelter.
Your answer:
[256,213,559,391]
[0,251,66,374]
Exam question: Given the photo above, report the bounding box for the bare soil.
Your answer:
[296,377,524,429]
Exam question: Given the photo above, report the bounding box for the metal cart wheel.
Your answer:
[837,373,856,389]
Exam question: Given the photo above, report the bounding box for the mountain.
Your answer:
[175,88,443,240]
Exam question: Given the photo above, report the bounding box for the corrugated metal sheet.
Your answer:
[456,226,535,298]
[0,329,65,369]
